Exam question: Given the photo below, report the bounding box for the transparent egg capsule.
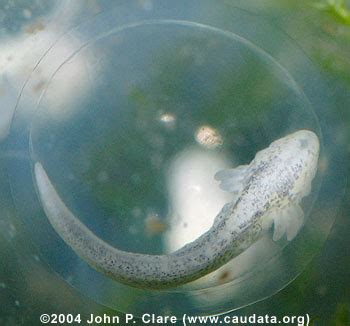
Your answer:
[3,8,346,317]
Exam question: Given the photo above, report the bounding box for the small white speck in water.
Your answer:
[159,113,176,129]
[0,282,6,288]
[195,125,223,149]
[14,300,20,307]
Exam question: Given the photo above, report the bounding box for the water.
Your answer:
[0,0,348,321]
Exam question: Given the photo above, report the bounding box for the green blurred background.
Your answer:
[0,0,349,325]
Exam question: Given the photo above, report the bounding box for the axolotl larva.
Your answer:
[33,129,320,289]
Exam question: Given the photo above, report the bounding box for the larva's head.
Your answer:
[274,128,318,150]
[271,129,320,199]
[273,129,319,162]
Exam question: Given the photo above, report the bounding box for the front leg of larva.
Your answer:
[214,164,250,194]
[215,163,305,241]
[261,203,305,241]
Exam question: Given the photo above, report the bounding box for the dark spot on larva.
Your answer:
[218,270,231,284]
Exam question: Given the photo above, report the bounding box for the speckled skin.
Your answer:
[34,130,319,289]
